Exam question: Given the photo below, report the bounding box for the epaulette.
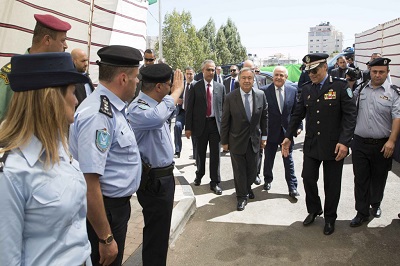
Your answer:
[331,76,347,83]
[1,62,11,74]
[391,85,400,95]
[137,99,150,110]
[99,95,113,118]
[0,150,10,172]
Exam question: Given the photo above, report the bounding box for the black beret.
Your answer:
[368,57,391,67]
[302,53,329,70]
[8,52,89,92]
[34,14,71,31]
[97,45,142,67]
[140,63,172,83]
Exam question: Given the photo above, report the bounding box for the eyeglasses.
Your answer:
[306,67,320,75]
[144,58,155,62]
[230,69,237,72]
[255,70,260,73]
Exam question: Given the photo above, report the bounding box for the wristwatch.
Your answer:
[99,234,114,245]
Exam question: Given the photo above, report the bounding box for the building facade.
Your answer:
[308,22,343,55]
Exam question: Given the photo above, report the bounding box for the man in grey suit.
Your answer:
[220,67,268,211]
[185,59,226,195]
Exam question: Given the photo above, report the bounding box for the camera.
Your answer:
[345,67,362,81]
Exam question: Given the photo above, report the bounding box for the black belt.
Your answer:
[206,117,215,121]
[354,134,388,145]
[102,195,132,207]
[149,164,174,178]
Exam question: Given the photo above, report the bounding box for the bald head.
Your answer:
[243,59,255,70]
[71,48,88,73]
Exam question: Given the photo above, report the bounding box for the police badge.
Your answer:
[96,128,111,152]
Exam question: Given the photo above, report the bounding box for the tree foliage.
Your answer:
[157,11,247,71]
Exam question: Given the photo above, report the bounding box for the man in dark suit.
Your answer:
[223,65,239,94]
[282,53,357,235]
[185,59,225,195]
[221,67,268,211]
[134,49,156,98]
[260,66,302,198]
[330,56,347,79]
[71,48,94,107]
[174,66,195,158]
[214,65,224,84]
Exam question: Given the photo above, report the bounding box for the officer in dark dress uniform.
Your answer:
[282,53,357,235]
[127,64,184,266]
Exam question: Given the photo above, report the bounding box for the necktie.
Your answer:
[278,87,284,113]
[244,93,251,121]
[230,78,235,92]
[217,75,221,83]
[206,83,211,117]
[183,83,190,110]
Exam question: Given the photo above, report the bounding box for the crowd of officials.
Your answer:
[0,12,400,266]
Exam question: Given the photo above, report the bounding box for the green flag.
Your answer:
[148,0,157,5]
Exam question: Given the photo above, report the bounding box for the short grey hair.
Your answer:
[238,67,254,80]
[273,66,288,76]
[201,59,215,70]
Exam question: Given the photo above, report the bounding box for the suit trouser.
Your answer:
[263,140,298,192]
[302,155,343,223]
[137,174,175,266]
[87,195,132,266]
[174,110,185,153]
[352,135,392,217]
[230,140,258,199]
[196,118,221,186]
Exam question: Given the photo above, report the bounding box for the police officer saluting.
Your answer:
[127,64,184,266]
[282,53,357,235]
[350,57,400,227]
[69,45,142,266]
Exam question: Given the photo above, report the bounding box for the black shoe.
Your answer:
[350,216,369,227]
[263,182,271,191]
[303,210,323,226]
[193,178,201,186]
[248,190,255,199]
[210,185,222,195]
[324,222,335,235]
[254,175,261,185]
[371,207,381,218]
[174,152,180,158]
[237,199,248,211]
[289,190,300,198]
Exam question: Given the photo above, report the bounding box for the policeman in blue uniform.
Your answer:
[282,53,357,235]
[350,57,400,227]
[69,45,142,266]
[127,63,184,266]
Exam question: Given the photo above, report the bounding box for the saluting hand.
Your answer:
[334,143,348,161]
[281,138,291,157]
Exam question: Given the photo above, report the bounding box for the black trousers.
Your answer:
[87,195,132,266]
[137,174,175,266]
[196,118,221,186]
[352,135,392,217]
[230,140,258,199]
[302,155,344,223]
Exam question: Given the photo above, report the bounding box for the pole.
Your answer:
[158,0,163,60]
[87,0,95,74]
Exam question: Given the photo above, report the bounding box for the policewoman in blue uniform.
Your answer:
[0,53,91,265]
[282,53,357,235]
[128,63,184,266]
[350,57,400,227]
[69,45,142,266]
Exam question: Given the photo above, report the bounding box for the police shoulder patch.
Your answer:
[96,128,111,152]
[1,62,11,74]
[99,95,113,118]
[390,85,400,96]
[346,88,353,98]
[137,98,150,110]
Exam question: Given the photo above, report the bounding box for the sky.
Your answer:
[146,0,400,62]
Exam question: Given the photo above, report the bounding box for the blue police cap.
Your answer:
[97,45,142,67]
[302,53,329,70]
[8,52,89,92]
[140,63,172,83]
[368,57,391,67]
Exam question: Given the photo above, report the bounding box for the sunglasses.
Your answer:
[230,69,237,72]
[144,58,155,62]
[306,66,320,75]
[255,70,260,73]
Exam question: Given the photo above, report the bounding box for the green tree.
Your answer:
[215,28,231,65]
[221,18,247,64]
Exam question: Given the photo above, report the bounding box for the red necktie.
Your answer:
[206,83,211,117]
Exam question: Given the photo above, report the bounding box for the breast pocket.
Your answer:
[377,98,391,114]
[358,94,367,109]
[117,126,136,161]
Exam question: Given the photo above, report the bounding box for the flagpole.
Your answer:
[158,0,163,60]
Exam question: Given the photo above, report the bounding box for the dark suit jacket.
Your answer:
[185,80,225,136]
[223,76,239,94]
[176,80,196,116]
[260,83,302,143]
[330,67,347,79]
[220,88,268,154]
[75,75,95,108]
[255,74,266,88]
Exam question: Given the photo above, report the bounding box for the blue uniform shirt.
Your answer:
[127,91,175,168]
[0,135,92,266]
[69,84,141,197]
